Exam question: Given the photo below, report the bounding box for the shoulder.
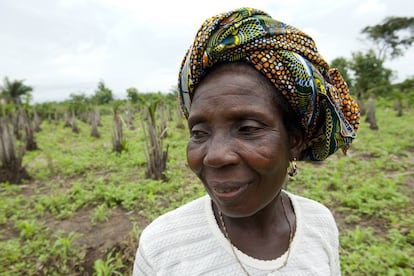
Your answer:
[288,192,338,237]
[286,192,340,274]
[136,195,221,272]
[138,195,211,259]
[140,195,208,242]
[289,192,336,221]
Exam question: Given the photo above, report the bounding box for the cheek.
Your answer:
[243,139,289,172]
[186,142,204,175]
[246,151,288,176]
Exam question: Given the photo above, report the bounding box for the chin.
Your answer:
[213,199,269,218]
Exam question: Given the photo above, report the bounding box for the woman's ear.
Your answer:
[289,131,306,161]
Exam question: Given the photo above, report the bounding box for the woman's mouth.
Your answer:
[212,183,250,201]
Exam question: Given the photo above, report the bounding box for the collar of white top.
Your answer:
[204,191,303,271]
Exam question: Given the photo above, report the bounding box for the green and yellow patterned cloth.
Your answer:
[178,7,360,161]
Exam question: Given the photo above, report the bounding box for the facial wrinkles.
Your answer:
[191,93,265,119]
[246,136,288,174]
[190,94,287,174]
[192,118,287,180]
[186,64,296,218]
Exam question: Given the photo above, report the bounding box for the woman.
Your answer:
[134,7,359,275]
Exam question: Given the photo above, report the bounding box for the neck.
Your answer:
[215,190,294,260]
[216,190,286,235]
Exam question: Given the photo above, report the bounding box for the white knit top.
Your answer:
[133,192,340,275]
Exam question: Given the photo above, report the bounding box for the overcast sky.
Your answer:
[1,0,413,102]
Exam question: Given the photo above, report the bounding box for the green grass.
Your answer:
[0,106,413,275]
[289,106,414,274]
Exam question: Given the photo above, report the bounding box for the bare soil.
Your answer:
[46,207,138,274]
[6,150,413,274]
[9,179,148,275]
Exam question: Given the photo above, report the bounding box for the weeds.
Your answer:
[93,251,125,276]
[92,204,110,225]
[0,106,413,275]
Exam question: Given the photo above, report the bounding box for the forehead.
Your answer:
[189,63,280,120]
[192,63,275,104]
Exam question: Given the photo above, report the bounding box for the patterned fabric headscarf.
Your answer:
[178,7,360,161]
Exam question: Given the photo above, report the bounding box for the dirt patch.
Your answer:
[20,181,44,197]
[406,145,414,152]
[357,152,376,160]
[20,176,79,198]
[0,221,19,241]
[406,176,414,192]
[358,216,390,236]
[333,210,389,237]
[6,176,150,274]
[46,207,144,274]
[333,151,414,238]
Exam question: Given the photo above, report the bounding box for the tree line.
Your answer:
[0,15,413,184]
[0,76,181,184]
[331,16,414,128]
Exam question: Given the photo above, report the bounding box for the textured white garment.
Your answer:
[133,192,340,276]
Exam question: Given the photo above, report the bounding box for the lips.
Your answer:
[210,182,250,201]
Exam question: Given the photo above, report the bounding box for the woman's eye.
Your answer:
[191,130,205,138]
[238,125,262,134]
[190,129,208,141]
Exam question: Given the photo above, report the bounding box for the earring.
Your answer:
[288,158,297,177]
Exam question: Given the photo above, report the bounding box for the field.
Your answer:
[1,103,413,275]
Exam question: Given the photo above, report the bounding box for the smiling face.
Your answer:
[187,63,299,217]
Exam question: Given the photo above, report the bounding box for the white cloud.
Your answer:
[52,47,105,78]
[0,0,413,102]
[354,0,387,16]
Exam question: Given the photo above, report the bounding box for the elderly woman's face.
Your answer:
[187,64,293,217]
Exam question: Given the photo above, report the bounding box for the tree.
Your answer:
[0,116,30,183]
[361,16,414,61]
[92,81,113,105]
[358,16,414,119]
[139,96,169,180]
[126,87,140,104]
[349,50,392,100]
[89,109,100,138]
[112,101,125,153]
[366,96,379,130]
[396,77,414,108]
[0,77,33,105]
[397,77,414,94]
[68,92,90,116]
[22,95,38,151]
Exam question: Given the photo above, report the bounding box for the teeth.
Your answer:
[215,187,239,193]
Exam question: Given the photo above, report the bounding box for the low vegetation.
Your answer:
[0,98,413,275]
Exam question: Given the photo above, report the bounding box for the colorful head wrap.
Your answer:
[178,7,360,161]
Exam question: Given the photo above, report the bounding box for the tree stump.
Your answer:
[365,97,378,130]
[394,99,403,117]
[0,117,30,184]
[112,111,123,153]
[90,110,100,138]
[71,113,80,134]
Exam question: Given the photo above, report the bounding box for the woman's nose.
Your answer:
[203,133,239,168]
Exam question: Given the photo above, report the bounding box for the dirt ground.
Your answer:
[7,149,414,274]
[5,179,147,274]
[46,207,140,274]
